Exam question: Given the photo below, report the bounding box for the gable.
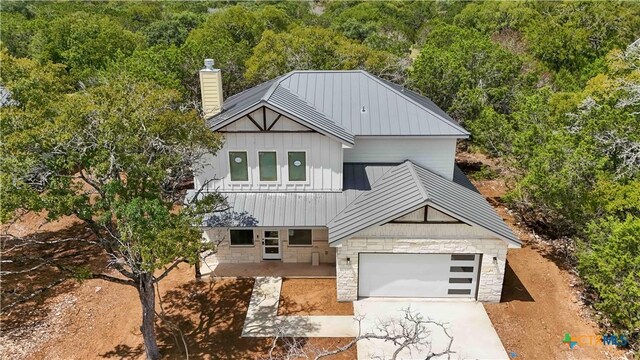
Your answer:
[390,206,463,224]
[217,106,314,133]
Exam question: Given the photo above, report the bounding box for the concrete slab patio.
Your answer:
[202,262,336,278]
[354,300,509,360]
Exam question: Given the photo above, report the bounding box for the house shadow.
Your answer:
[500,261,534,302]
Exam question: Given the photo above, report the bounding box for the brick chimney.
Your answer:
[199,59,223,118]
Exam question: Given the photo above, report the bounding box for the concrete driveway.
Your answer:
[354,300,508,360]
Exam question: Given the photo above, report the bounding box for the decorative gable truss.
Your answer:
[390,206,464,224]
[217,106,315,133]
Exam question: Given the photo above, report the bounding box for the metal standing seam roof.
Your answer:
[327,161,520,246]
[207,70,469,139]
[192,162,519,247]
[198,164,394,228]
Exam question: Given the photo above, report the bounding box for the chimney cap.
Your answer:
[203,58,215,70]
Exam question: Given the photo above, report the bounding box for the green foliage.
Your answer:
[578,216,640,335]
[143,12,203,47]
[410,23,523,123]
[244,26,405,85]
[182,5,292,96]
[0,12,36,57]
[28,12,145,79]
[1,56,224,271]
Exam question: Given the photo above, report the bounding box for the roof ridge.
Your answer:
[403,161,429,201]
[263,71,294,101]
[359,71,469,135]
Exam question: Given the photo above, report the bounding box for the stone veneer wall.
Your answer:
[202,228,335,266]
[336,238,508,302]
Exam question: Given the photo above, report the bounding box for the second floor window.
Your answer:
[258,151,277,181]
[229,151,248,181]
[288,151,306,181]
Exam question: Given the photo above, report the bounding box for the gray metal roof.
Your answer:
[198,164,393,228]
[207,70,469,139]
[190,163,518,246]
[327,161,520,246]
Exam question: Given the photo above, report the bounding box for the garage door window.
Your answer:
[448,289,472,295]
[450,266,474,272]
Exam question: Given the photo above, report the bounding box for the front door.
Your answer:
[262,230,281,260]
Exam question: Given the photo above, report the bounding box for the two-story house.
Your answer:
[190,59,520,303]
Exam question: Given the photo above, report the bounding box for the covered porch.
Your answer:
[200,261,336,278]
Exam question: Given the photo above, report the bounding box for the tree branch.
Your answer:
[153,258,188,283]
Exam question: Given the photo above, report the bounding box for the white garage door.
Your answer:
[358,253,480,298]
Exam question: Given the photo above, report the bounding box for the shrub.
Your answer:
[577,216,640,343]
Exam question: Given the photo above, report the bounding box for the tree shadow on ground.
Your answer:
[1,221,108,330]
[500,261,534,302]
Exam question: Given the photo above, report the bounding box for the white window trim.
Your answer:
[286,150,309,184]
[287,228,313,247]
[228,228,255,247]
[257,150,279,183]
[227,150,251,183]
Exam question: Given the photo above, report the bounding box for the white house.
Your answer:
[190,60,520,302]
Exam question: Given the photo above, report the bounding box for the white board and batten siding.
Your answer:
[344,138,457,180]
[194,108,344,192]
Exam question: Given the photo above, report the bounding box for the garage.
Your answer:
[358,253,481,298]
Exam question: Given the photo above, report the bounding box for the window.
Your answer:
[230,229,253,246]
[451,254,476,261]
[447,289,471,295]
[288,152,306,181]
[450,266,474,273]
[229,152,248,181]
[258,151,277,181]
[288,229,312,246]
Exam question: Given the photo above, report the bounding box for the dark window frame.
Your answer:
[229,229,254,246]
[288,229,313,246]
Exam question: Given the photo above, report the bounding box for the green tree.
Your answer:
[410,23,523,123]
[182,5,291,97]
[578,216,640,336]
[244,26,407,85]
[28,12,145,79]
[1,52,225,359]
[143,12,203,47]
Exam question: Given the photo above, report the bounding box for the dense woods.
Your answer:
[1,0,639,352]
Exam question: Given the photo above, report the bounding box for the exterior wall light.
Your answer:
[346,257,351,265]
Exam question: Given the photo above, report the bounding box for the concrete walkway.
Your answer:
[242,277,358,338]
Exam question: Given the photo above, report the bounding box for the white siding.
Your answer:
[343,138,457,180]
[195,108,343,192]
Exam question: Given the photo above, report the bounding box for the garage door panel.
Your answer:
[358,253,480,298]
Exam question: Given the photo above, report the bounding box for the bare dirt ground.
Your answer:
[1,215,354,359]
[278,278,354,316]
[457,152,627,359]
